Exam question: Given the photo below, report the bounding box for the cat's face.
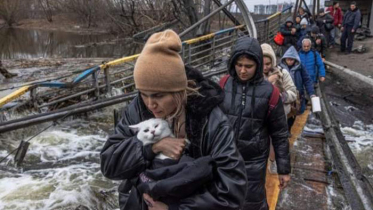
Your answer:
[129,118,172,143]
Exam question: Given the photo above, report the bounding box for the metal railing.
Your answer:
[0,25,246,114]
[254,6,293,44]
[0,6,293,119]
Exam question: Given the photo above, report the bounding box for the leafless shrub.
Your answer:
[0,0,23,26]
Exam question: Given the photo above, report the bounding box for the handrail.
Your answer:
[255,5,293,23]
[0,86,31,107]
[0,24,245,108]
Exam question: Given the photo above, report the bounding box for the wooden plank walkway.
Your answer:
[266,109,329,210]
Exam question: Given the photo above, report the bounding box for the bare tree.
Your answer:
[198,0,212,35]
[38,0,53,22]
[0,0,22,27]
[61,0,105,28]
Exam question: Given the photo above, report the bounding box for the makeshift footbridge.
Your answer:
[1,1,373,209]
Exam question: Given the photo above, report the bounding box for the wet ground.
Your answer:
[328,37,373,78]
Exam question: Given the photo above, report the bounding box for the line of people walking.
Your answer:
[279,1,361,58]
[99,26,328,209]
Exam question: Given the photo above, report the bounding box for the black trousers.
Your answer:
[287,115,297,133]
[340,25,355,53]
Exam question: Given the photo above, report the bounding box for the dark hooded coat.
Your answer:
[316,13,334,35]
[220,37,290,210]
[100,66,247,210]
[280,17,297,46]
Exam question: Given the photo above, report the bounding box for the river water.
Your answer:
[0,103,124,209]
[0,28,142,59]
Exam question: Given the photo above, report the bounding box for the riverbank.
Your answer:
[0,14,112,35]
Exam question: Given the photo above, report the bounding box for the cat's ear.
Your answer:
[129,124,140,132]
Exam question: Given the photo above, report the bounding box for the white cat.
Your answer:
[129,118,174,160]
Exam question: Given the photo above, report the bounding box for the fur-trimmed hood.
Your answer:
[184,66,224,119]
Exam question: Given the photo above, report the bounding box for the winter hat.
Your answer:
[351,1,356,6]
[134,29,187,92]
[311,25,320,34]
[261,43,276,68]
[300,18,308,26]
[285,17,294,24]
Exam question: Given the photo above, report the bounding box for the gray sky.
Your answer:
[242,0,326,11]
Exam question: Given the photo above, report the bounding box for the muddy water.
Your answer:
[0,28,142,59]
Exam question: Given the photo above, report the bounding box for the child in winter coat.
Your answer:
[279,46,315,129]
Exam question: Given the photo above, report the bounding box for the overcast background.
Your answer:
[242,0,326,11]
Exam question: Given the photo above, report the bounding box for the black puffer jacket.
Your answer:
[221,37,290,210]
[100,66,247,210]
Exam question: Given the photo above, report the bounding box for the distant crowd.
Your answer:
[278,1,361,57]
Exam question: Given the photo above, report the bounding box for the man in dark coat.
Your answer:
[280,17,298,53]
[221,37,291,210]
[341,1,361,54]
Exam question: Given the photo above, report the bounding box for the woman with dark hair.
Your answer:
[220,37,291,210]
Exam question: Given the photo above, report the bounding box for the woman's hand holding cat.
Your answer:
[152,137,186,160]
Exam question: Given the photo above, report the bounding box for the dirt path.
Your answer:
[327,38,373,78]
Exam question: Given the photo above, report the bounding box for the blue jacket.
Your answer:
[279,46,314,97]
[298,49,325,83]
[343,8,361,30]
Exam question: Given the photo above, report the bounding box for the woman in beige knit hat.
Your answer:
[101,29,247,210]
[261,43,297,176]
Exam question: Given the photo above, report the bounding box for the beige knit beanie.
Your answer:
[134,29,187,92]
[260,43,277,67]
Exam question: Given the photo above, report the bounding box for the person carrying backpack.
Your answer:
[299,38,326,83]
[316,8,335,47]
[279,46,315,131]
[220,37,290,210]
